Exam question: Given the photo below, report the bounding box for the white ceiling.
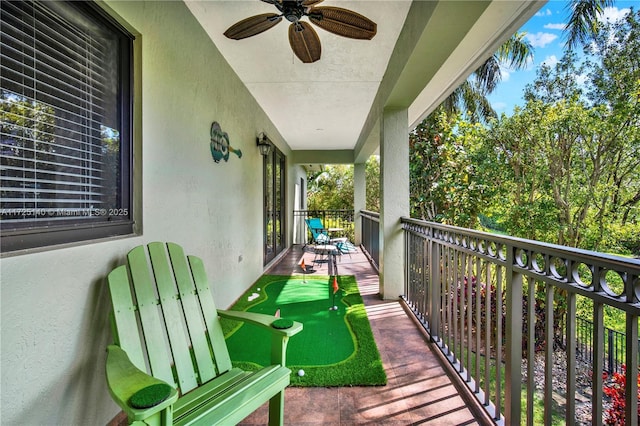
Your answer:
[185,0,545,157]
[185,0,410,151]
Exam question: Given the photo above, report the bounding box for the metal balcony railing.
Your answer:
[400,217,640,425]
[360,210,379,270]
[574,316,640,375]
[293,210,355,245]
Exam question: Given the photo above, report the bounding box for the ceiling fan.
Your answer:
[224,0,377,64]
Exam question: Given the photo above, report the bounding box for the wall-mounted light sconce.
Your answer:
[256,132,272,157]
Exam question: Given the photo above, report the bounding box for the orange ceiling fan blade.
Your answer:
[309,6,376,40]
[224,13,282,40]
[288,22,321,63]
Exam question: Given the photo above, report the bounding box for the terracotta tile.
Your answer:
[285,387,341,423]
[339,385,414,424]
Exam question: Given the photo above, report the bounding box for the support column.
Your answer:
[380,107,409,300]
[353,162,366,245]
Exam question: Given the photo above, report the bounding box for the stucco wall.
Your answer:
[0,1,298,424]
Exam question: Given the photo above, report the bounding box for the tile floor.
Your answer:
[238,245,481,425]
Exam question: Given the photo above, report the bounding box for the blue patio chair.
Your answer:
[304,218,354,257]
[304,217,331,245]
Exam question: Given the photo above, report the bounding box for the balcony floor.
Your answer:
[240,245,480,425]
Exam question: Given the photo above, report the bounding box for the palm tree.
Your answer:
[565,0,615,50]
[442,32,533,122]
[441,0,617,122]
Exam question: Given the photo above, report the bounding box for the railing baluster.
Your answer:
[453,248,459,365]
[466,253,473,383]
[484,261,492,407]
[423,236,429,329]
[474,256,481,394]
[593,302,604,426]
[431,238,441,342]
[544,285,554,426]
[608,329,614,374]
[527,276,535,426]
[625,312,638,426]
[566,291,577,426]
[502,257,517,424]
[448,244,452,356]
[442,242,448,343]
[404,226,409,301]
[457,250,463,372]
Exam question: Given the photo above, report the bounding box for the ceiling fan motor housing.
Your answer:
[283,1,304,22]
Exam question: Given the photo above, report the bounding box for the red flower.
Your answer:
[604,365,640,425]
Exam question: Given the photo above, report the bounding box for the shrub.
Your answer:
[603,365,640,425]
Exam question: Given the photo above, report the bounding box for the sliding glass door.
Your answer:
[263,146,286,265]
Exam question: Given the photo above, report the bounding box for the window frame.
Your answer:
[0,0,135,253]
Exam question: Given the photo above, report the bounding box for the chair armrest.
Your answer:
[106,345,179,422]
[217,310,303,337]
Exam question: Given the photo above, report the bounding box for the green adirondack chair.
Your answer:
[105,242,302,426]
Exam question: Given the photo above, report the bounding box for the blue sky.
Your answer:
[487,0,636,115]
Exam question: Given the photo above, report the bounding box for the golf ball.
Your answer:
[297,369,305,377]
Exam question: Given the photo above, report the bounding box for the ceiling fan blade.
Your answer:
[224,13,282,40]
[301,0,323,7]
[308,6,377,40]
[288,22,321,63]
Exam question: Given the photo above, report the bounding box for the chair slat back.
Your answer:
[188,255,233,374]
[147,243,198,391]
[126,245,176,386]
[108,265,147,371]
[165,243,220,385]
[107,242,232,395]
[305,218,329,243]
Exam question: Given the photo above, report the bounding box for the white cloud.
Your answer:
[544,23,566,30]
[525,32,559,48]
[541,55,559,68]
[535,8,552,17]
[599,6,630,23]
[492,101,507,111]
[501,69,510,82]
[574,73,589,86]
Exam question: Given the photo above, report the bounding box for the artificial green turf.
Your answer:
[222,275,387,387]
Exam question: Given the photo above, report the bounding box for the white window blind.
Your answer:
[1,0,133,251]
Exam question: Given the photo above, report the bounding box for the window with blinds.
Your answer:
[1,0,134,252]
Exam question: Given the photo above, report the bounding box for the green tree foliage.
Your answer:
[487,10,640,251]
[365,156,380,211]
[410,22,535,226]
[307,156,380,211]
[409,109,497,227]
[307,164,353,211]
[409,7,639,255]
[586,8,640,250]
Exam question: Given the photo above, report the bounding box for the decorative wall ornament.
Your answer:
[210,121,242,163]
